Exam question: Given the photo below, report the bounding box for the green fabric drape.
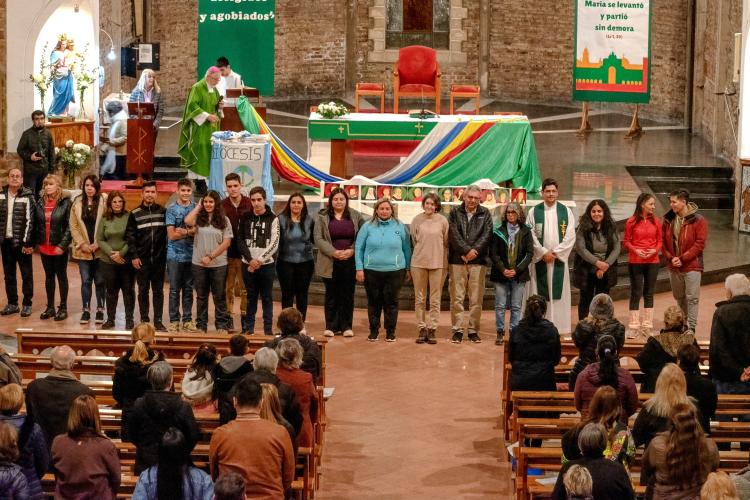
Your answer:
[416,121,541,192]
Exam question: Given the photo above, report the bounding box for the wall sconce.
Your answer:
[101,29,117,61]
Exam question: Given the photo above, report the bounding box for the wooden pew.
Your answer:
[15,327,329,386]
[12,353,191,381]
[501,339,711,439]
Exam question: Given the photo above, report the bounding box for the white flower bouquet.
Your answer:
[28,42,51,107]
[58,140,92,186]
[317,101,349,119]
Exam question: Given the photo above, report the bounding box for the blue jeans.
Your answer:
[494,280,524,334]
[192,264,230,331]
[167,260,193,323]
[242,263,275,334]
[78,259,106,310]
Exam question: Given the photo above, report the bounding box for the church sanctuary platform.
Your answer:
[3,0,750,498]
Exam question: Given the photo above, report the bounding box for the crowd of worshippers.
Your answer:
[1,168,708,342]
[507,272,750,500]
[0,306,321,498]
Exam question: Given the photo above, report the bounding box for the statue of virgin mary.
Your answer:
[48,34,76,116]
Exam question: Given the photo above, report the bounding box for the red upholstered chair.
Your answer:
[449,84,481,115]
[355,83,385,113]
[392,45,441,114]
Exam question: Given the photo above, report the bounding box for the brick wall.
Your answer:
[693,0,741,163]
[489,0,689,122]
[151,0,198,109]
[0,0,6,155]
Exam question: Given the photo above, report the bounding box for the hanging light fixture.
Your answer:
[101,28,117,61]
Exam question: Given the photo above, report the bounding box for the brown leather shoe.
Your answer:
[415,328,427,344]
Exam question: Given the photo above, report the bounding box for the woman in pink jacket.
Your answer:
[623,193,662,338]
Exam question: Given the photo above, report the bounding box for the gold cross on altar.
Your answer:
[338,126,345,134]
[415,123,424,133]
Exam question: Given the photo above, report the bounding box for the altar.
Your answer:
[307,112,539,179]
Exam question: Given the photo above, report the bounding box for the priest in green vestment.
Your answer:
[178,66,223,180]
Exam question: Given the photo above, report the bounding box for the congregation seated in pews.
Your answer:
[0,305,324,499]
[507,274,750,500]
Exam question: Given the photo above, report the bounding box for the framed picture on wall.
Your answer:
[740,164,750,233]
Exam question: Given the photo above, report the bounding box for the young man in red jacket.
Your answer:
[662,189,708,335]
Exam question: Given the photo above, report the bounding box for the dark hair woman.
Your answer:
[181,344,219,417]
[642,403,719,499]
[132,427,213,500]
[34,174,72,321]
[574,335,638,422]
[313,187,365,337]
[96,190,136,329]
[623,193,662,338]
[184,191,233,333]
[355,198,412,342]
[70,174,108,324]
[277,193,315,320]
[573,199,620,320]
[569,294,625,391]
[51,395,121,499]
[562,385,635,468]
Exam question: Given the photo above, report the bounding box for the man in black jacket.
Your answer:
[25,345,95,449]
[448,184,493,344]
[126,181,167,330]
[16,110,55,197]
[0,167,35,316]
[709,273,750,396]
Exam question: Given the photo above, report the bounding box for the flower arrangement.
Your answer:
[316,101,349,119]
[58,139,92,187]
[73,44,97,120]
[28,43,52,109]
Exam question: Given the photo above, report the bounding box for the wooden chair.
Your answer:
[355,83,385,113]
[449,84,480,115]
[392,45,441,114]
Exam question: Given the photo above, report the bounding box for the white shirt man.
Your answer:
[526,179,576,334]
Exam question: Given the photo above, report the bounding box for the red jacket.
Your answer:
[623,215,662,264]
[661,203,707,272]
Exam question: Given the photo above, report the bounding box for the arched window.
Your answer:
[386,0,449,49]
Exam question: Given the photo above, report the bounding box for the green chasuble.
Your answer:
[533,202,569,300]
[178,80,221,177]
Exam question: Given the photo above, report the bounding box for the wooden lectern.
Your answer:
[126,102,156,187]
[223,87,267,132]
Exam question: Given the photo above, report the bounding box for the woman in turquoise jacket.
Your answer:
[355,198,412,342]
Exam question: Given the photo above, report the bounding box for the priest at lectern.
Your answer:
[178,67,223,191]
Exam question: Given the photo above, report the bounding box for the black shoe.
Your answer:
[54,308,68,321]
[416,328,427,344]
[386,333,396,342]
[125,319,135,330]
[1,305,20,316]
[141,317,150,324]
[101,320,116,330]
[367,332,379,342]
[468,332,481,343]
[495,332,504,346]
[40,307,55,320]
[451,331,463,344]
[80,311,91,323]
[95,310,105,323]
[426,329,437,344]
[154,322,167,332]
[20,306,32,317]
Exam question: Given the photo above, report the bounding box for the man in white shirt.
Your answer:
[216,56,243,97]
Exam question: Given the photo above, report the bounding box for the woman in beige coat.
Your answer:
[69,175,108,324]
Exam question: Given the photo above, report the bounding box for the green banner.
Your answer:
[197,0,275,96]
[573,0,651,103]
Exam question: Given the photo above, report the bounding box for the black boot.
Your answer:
[495,330,504,346]
[416,327,427,344]
[40,307,55,320]
[426,329,437,345]
[54,307,68,321]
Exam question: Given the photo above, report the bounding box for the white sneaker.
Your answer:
[324,329,335,337]
[343,329,354,337]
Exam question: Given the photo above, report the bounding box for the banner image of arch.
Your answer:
[573,0,651,103]
[198,0,275,95]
